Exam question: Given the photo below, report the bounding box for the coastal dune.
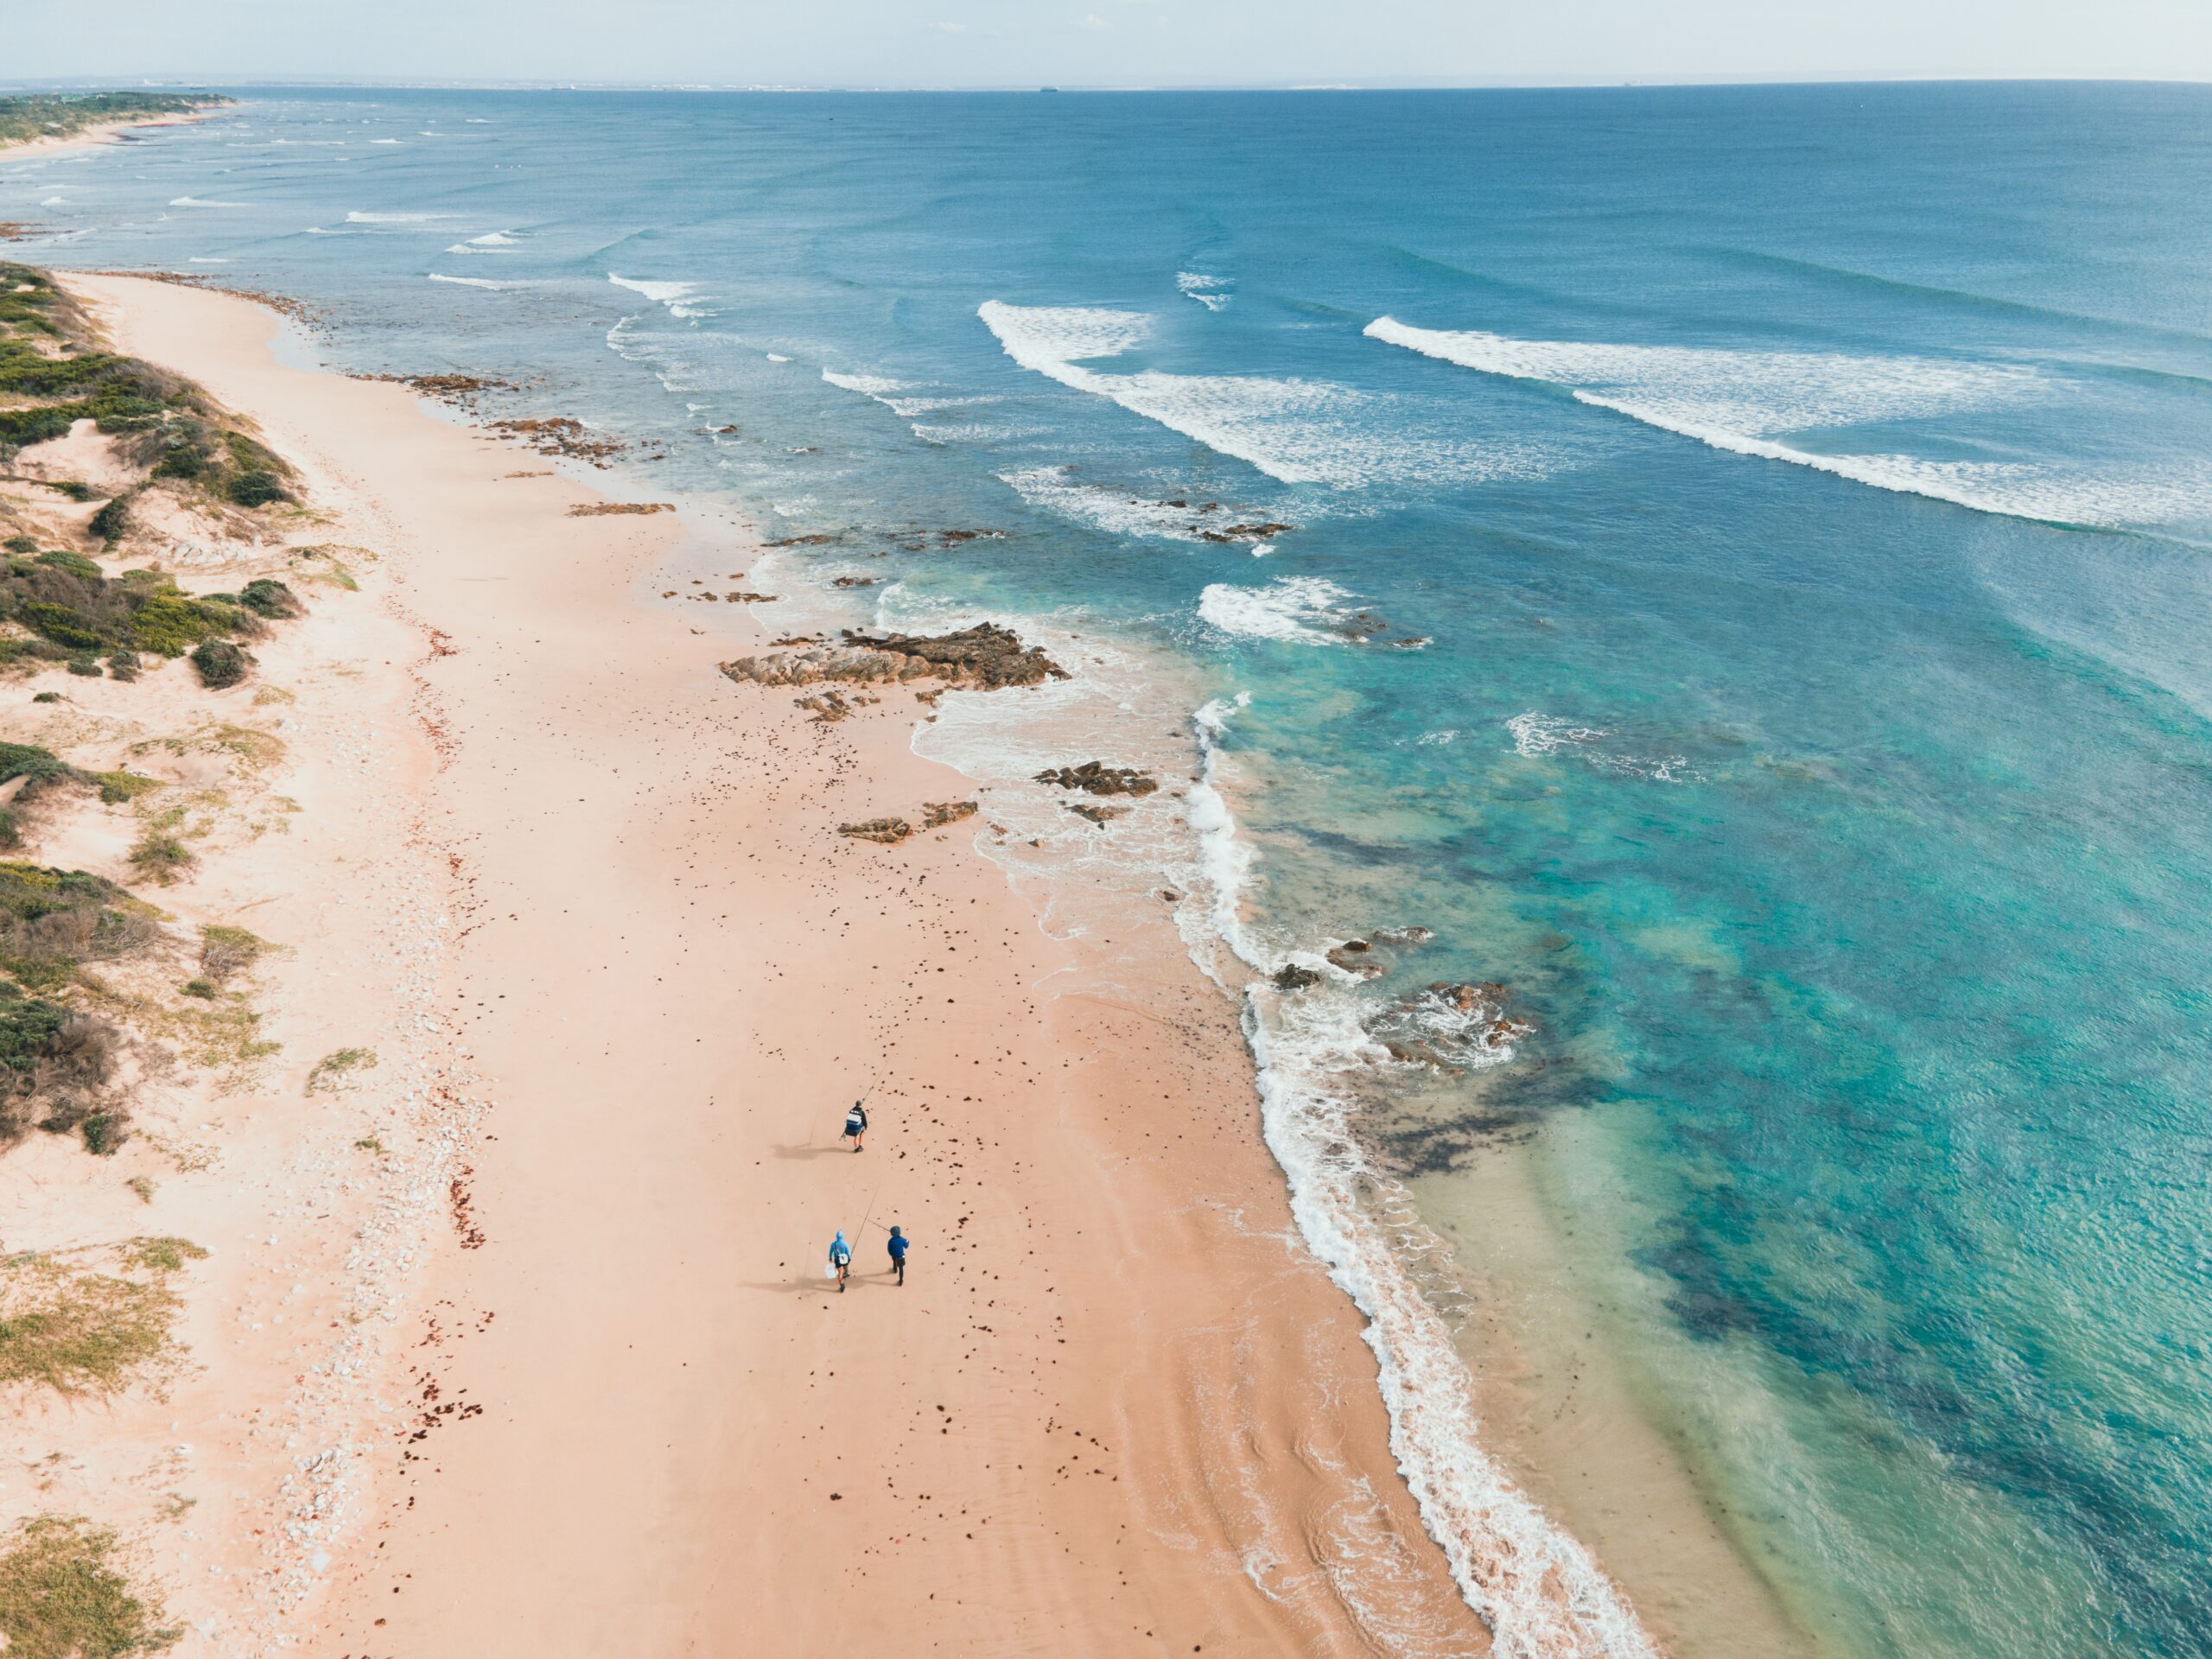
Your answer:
[67,274,1492,1656]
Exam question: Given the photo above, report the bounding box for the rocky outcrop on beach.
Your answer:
[486,416,624,465]
[1271,963,1325,991]
[720,624,1066,693]
[1033,760,1158,798]
[923,799,978,829]
[1065,802,1128,825]
[837,817,912,844]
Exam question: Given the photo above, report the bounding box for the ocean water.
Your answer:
[12,81,2212,1659]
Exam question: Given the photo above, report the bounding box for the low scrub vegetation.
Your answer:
[0,1236,205,1397]
[0,1513,180,1658]
[0,262,293,515]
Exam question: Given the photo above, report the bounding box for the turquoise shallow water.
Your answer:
[10,81,2212,1658]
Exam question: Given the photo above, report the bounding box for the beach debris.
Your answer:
[1033,760,1158,798]
[837,817,912,845]
[922,799,978,829]
[796,691,851,723]
[568,501,672,517]
[723,590,777,603]
[720,623,1066,693]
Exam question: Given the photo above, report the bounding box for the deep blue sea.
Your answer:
[12,81,2212,1659]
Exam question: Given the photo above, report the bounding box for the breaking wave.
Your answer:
[1365,316,2212,531]
[608,272,710,318]
[1199,576,1360,645]
[345,210,454,223]
[982,300,1529,489]
[1179,270,1233,311]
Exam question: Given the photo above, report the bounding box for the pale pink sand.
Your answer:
[67,274,1491,1657]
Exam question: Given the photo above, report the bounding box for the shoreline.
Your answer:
[0,108,226,163]
[56,273,1495,1655]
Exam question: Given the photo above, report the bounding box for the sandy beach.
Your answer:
[0,271,1496,1655]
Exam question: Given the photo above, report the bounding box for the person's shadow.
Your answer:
[772,1142,855,1160]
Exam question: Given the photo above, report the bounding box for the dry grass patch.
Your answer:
[305,1046,376,1097]
[0,1237,204,1396]
[0,1514,180,1659]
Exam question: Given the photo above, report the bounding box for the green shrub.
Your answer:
[79,1112,120,1155]
[0,813,17,851]
[0,744,68,789]
[226,470,289,508]
[189,639,248,689]
[34,549,101,581]
[179,978,216,1000]
[50,480,93,503]
[106,651,139,682]
[239,578,304,620]
[29,692,59,704]
[3,956,77,994]
[127,833,192,885]
[66,654,100,677]
[85,495,128,543]
[91,770,160,804]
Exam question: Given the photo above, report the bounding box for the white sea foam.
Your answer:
[370,138,403,145]
[999,467,1211,541]
[428,273,519,291]
[168,196,249,208]
[1179,270,1232,310]
[766,353,791,363]
[186,257,229,265]
[1365,316,2212,530]
[1507,713,1696,782]
[445,230,519,253]
[1199,576,1358,645]
[983,300,1525,488]
[1183,701,1662,1659]
[39,196,64,207]
[345,210,454,223]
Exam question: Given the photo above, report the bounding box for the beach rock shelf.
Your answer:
[1033,760,1158,798]
[922,799,978,829]
[720,623,1066,693]
[837,817,912,844]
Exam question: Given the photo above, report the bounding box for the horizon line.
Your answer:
[6,72,2211,97]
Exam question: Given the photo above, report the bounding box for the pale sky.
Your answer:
[15,0,2212,89]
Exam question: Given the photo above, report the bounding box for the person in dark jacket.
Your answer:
[887,1224,910,1287]
[842,1100,868,1152]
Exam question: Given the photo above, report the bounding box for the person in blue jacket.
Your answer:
[828,1230,853,1292]
[887,1224,910,1287]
